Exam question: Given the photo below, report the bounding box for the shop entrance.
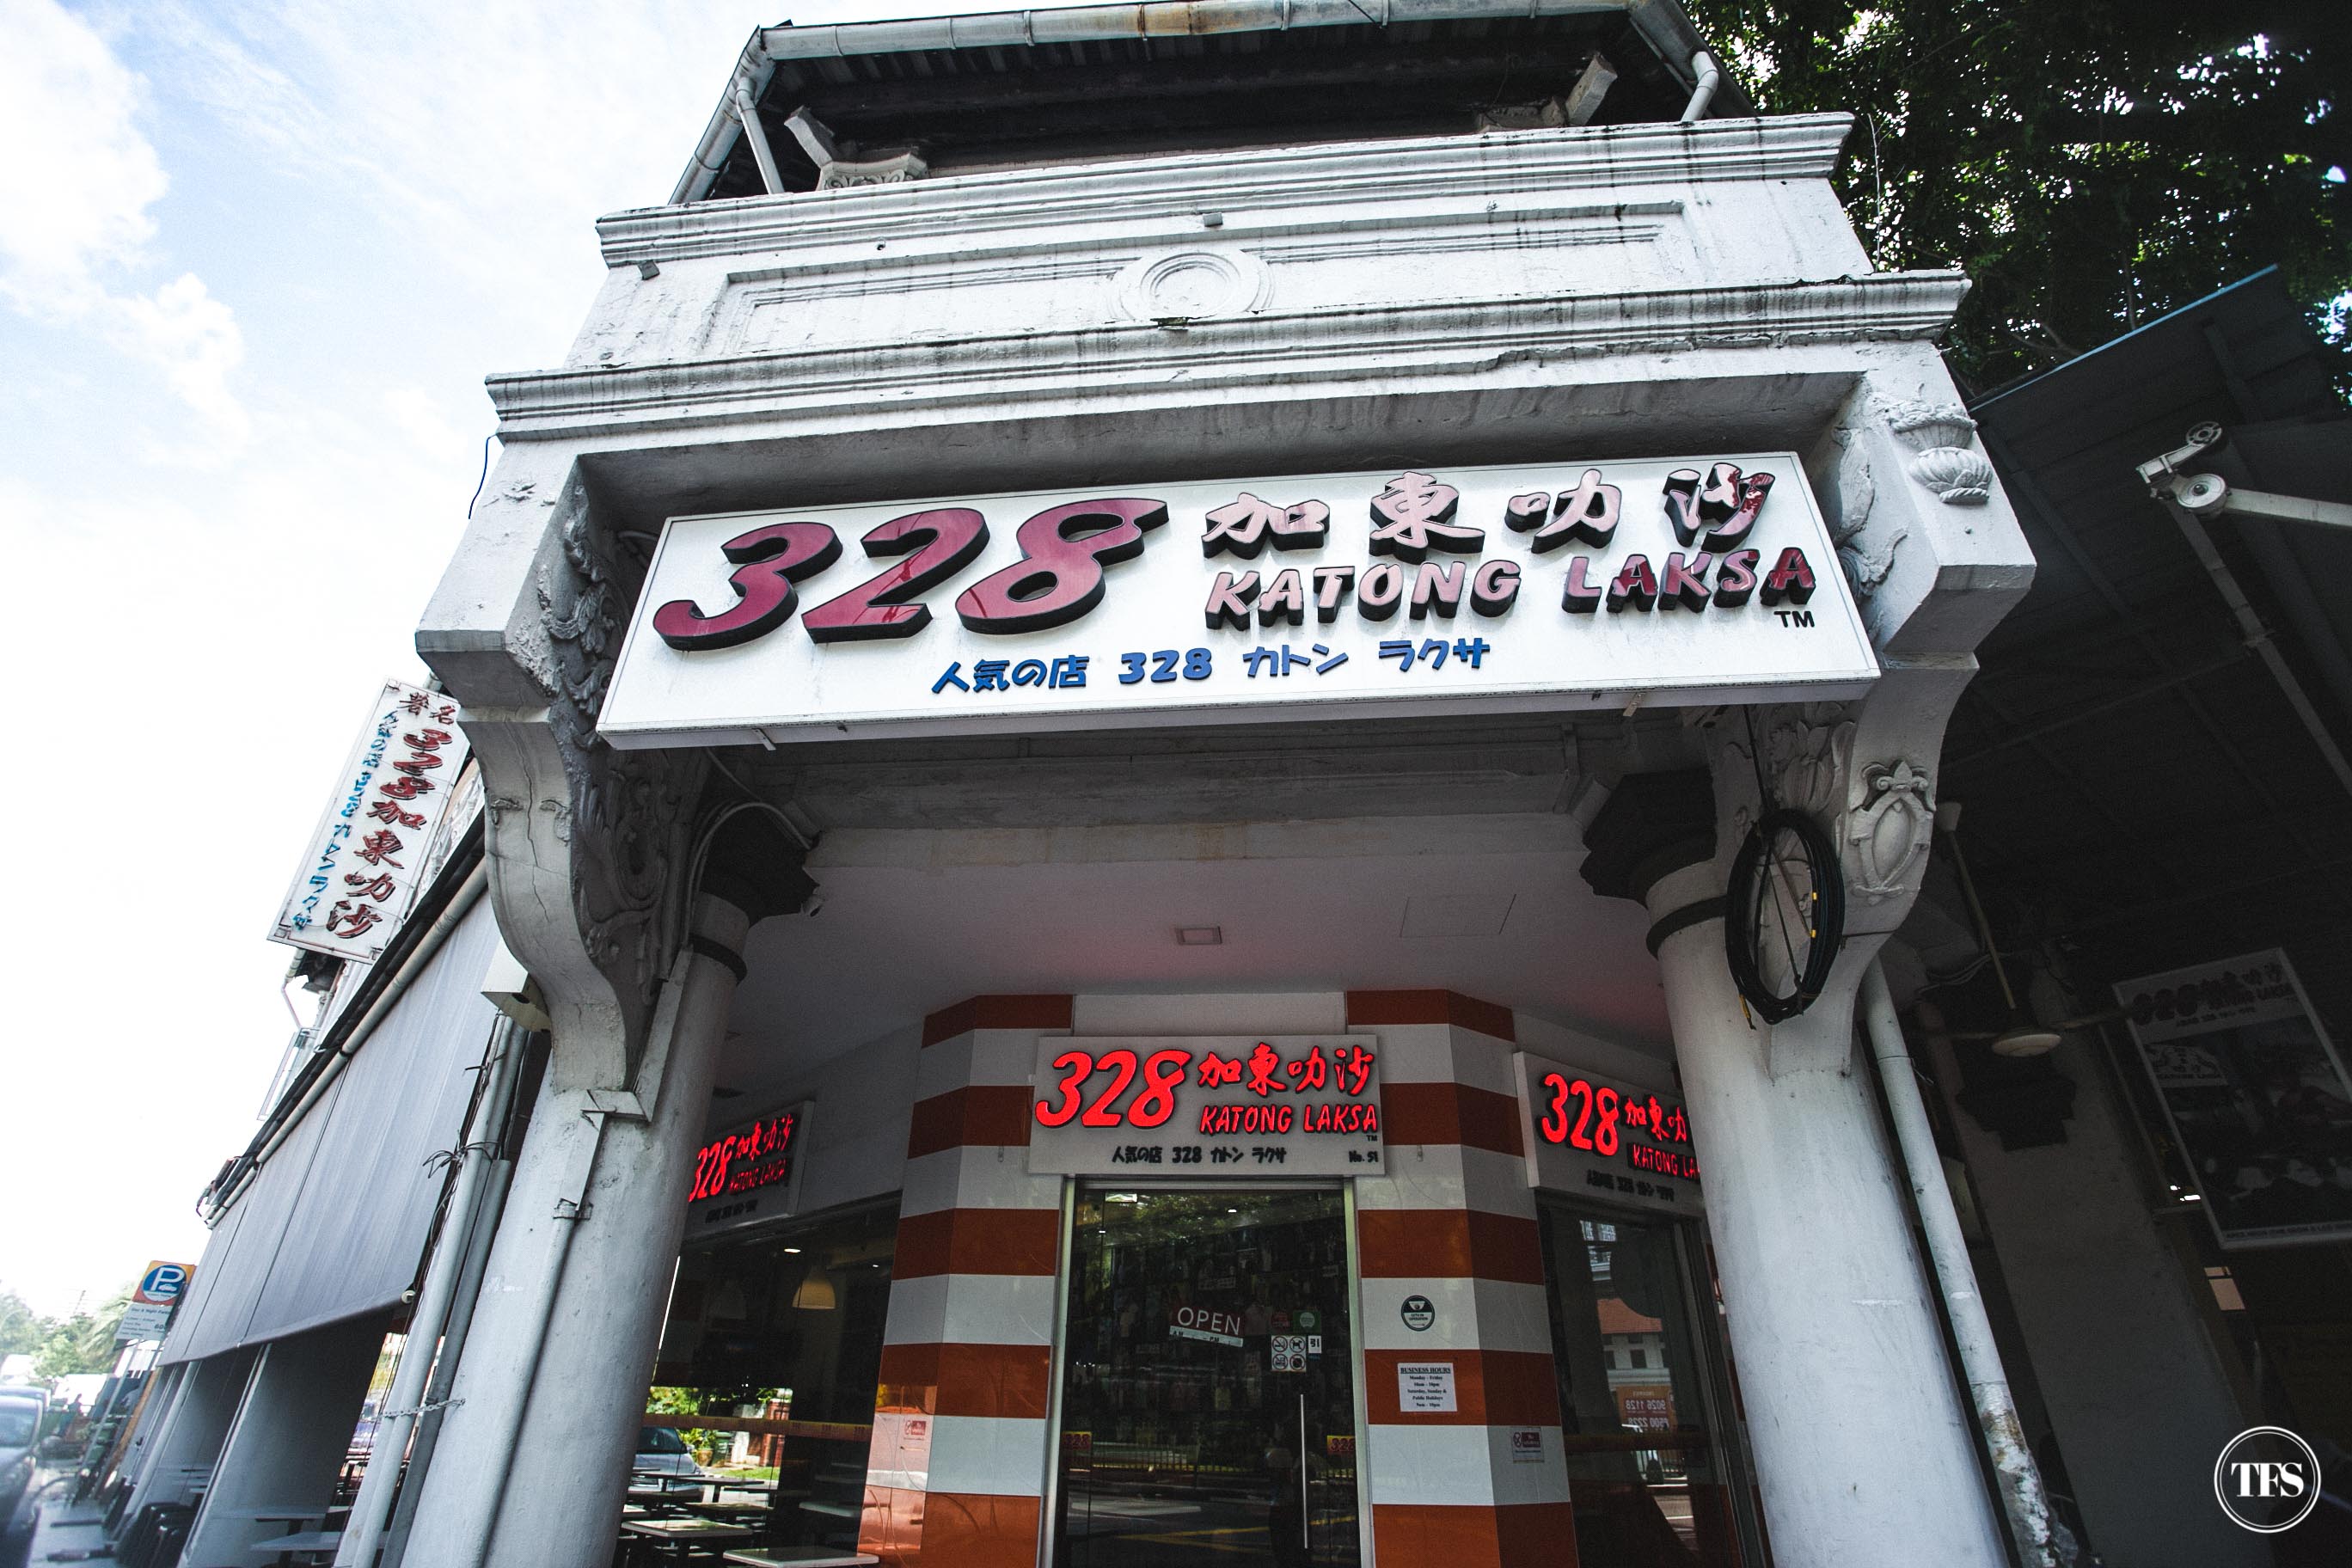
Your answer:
[1051,1188,1363,1568]
[1540,1200,1767,1567]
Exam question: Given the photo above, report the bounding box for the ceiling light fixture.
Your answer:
[1939,803,2063,1058]
[1177,926,1223,946]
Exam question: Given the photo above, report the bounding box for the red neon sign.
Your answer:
[689,1109,799,1204]
[1536,1073,1700,1182]
[1032,1043,1379,1133]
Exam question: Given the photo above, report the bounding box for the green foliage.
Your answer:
[1686,0,2349,394]
[35,1289,132,1378]
[0,1282,133,1378]
[0,1289,40,1359]
[646,1384,782,1460]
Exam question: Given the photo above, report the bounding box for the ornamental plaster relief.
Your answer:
[566,116,1859,371]
[1702,661,1968,1075]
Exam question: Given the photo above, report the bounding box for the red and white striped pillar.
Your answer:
[1348,989,1578,1566]
[860,995,1071,1568]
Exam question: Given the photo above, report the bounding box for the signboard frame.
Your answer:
[1514,1050,1703,1216]
[1026,1035,1386,1178]
[2114,949,2352,1250]
[601,453,1877,748]
[269,679,471,962]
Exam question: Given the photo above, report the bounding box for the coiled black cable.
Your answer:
[1724,807,1846,1023]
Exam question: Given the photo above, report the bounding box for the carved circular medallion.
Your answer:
[1115,250,1265,322]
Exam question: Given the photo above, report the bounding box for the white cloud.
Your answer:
[106,272,249,446]
[0,0,1020,1323]
[0,0,166,308]
[0,0,250,443]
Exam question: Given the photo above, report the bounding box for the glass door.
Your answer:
[1540,1200,1766,1568]
[1052,1188,1361,1568]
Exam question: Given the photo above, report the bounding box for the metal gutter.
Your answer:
[1861,960,2060,1567]
[671,0,1738,205]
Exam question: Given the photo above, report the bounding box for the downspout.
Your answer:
[1861,959,2060,1567]
[1680,48,1722,122]
[334,1017,529,1568]
[377,1142,517,1568]
[732,79,786,196]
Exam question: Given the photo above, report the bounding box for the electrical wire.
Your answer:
[1725,807,1846,1023]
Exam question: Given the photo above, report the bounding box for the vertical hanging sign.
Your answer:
[269,679,470,962]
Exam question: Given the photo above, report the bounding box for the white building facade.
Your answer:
[134,6,2312,1567]
[403,7,2043,1566]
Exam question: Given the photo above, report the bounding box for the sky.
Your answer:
[0,0,1011,1319]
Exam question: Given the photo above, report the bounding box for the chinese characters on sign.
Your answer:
[601,456,1876,747]
[685,1101,812,1236]
[1514,1051,1705,1216]
[2116,951,2352,1248]
[270,681,471,962]
[1026,1036,1385,1177]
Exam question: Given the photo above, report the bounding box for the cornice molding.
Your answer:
[488,270,1966,440]
[598,113,1855,268]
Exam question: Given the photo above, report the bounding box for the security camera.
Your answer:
[2173,472,2229,513]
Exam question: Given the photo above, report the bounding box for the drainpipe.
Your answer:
[334,1017,529,1568]
[1861,959,2060,1567]
[1680,49,1722,122]
[377,1142,516,1568]
[732,80,785,195]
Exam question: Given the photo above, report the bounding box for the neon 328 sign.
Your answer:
[1026,1036,1387,1177]
[1516,1052,1703,1213]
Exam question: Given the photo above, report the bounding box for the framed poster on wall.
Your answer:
[2115,950,2352,1248]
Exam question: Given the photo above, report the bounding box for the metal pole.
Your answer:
[379,1142,517,1568]
[732,82,785,195]
[1297,1393,1309,1549]
[1860,959,2058,1567]
[335,1019,526,1568]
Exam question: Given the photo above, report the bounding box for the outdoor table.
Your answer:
[681,1499,771,1520]
[622,1516,759,1563]
[250,1528,342,1566]
[239,1508,326,1529]
[720,1551,880,1567]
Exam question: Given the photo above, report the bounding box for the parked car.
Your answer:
[0,1389,46,1568]
[633,1425,705,1484]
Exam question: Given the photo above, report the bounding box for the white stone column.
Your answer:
[401,892,749,1568]
[1585,765,2008,1568]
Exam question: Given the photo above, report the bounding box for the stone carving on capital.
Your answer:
[492,478,705,1064]
[1714,701,1937,916]
[1883,399,1995,506]
[1825,426,1906,601]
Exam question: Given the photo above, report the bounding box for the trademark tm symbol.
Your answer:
[1773,609,1815,628]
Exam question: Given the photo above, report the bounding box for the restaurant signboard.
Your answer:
[269,679,471,962]
[601,455,1875,746]
[1515,1051,1704,1216]
[1026,1036,1385,1178]
[684,1101,812,1238]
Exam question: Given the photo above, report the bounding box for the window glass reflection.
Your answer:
[1541,1204,1754,1567]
